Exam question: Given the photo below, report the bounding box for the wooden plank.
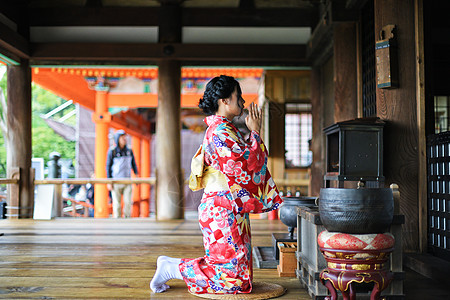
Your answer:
[356,21,363,118]
[30,43,308,64]
[414,0,429,253]
[182,8,318,27]
[27,7,317,27]
[1,218,446,298]
[306,8,334,66]
[415,0,427,254]
[375,0,419,251]
[333,22,358,123]
[0,219,309,299]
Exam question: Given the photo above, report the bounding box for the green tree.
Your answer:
[0,66,75,177]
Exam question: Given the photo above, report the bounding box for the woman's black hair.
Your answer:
[198,75,242,115]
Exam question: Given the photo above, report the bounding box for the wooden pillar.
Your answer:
[156,60,183,220]
[131,136,141,217]
[309,68,323,197]
[6,60,32,218]
[334,22,358,122]
[93,89,110,218]
[375,0,418,251]
[414,0,427,254]
[140,137,150,217]
[156,0,183,220]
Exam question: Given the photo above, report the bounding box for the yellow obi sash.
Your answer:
[189,146,229,193]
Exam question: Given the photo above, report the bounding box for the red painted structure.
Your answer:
[31,67,263,217]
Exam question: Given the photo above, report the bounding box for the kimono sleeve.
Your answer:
[211,123,281,214]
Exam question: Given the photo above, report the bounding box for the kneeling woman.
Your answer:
[150,75,283,295]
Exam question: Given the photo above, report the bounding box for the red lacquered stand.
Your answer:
[319,247,394,300]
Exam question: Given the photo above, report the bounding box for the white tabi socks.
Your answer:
[150,256,183,293]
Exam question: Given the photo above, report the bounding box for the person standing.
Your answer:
[106,130,138,218]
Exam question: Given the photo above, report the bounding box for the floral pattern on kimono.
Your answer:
[179,115,283,295]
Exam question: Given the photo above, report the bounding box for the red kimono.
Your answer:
[179,115,283,294]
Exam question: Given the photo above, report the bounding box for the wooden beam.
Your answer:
[28,7,317,27]
[28,7,159,27]
[0,1,24,26]
[345,0,371,10]
[0,20,29,59]
[110,111,152,140]
[306,14,334,66]
[307,0,358,66]
[328,1,360,23]
[159,3,181,43]
[30,43,307,63]
[239,0,255,9]
[0,47,21,65]
[183,8,317,27]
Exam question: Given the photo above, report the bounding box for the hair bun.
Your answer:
[198,75,240,115]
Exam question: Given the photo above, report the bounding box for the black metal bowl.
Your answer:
[319,188,393,234]
[280,196,317,238]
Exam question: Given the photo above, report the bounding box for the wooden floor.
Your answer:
[1,218,449,299]
[0,217,310,299]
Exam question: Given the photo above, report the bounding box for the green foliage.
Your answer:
[0,131,6,177]
[0,66,76,177]
[32,126,75,166]
[32,84,65,117]
[32,84,76,167]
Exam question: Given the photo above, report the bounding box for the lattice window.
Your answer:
[361,0,377,118]
[285,103,312,168]
[434,96,450,133]
[427,132,450,261]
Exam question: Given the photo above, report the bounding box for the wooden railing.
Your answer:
[0,168,22,219]
[2,175,311,218]
[34,178,156,185]
[34,177,156,218]
[0,179,20,184]
[0,175,156,219]
[274,178,310,195]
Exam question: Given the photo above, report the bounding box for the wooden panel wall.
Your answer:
[310,57,335,196]
[375,0,419,251]
[310,68,323,196]
[334,22,358,123]
[264,70,311,193]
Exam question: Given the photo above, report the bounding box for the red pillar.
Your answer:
[93,90,110,218]
[131,136,141,217]
[140,137,150,217]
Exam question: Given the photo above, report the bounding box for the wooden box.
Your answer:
[277,242,297,277]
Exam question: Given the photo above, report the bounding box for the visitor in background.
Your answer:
[106,130,138,218]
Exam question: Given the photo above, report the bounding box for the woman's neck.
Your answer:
[215,111,233,121]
